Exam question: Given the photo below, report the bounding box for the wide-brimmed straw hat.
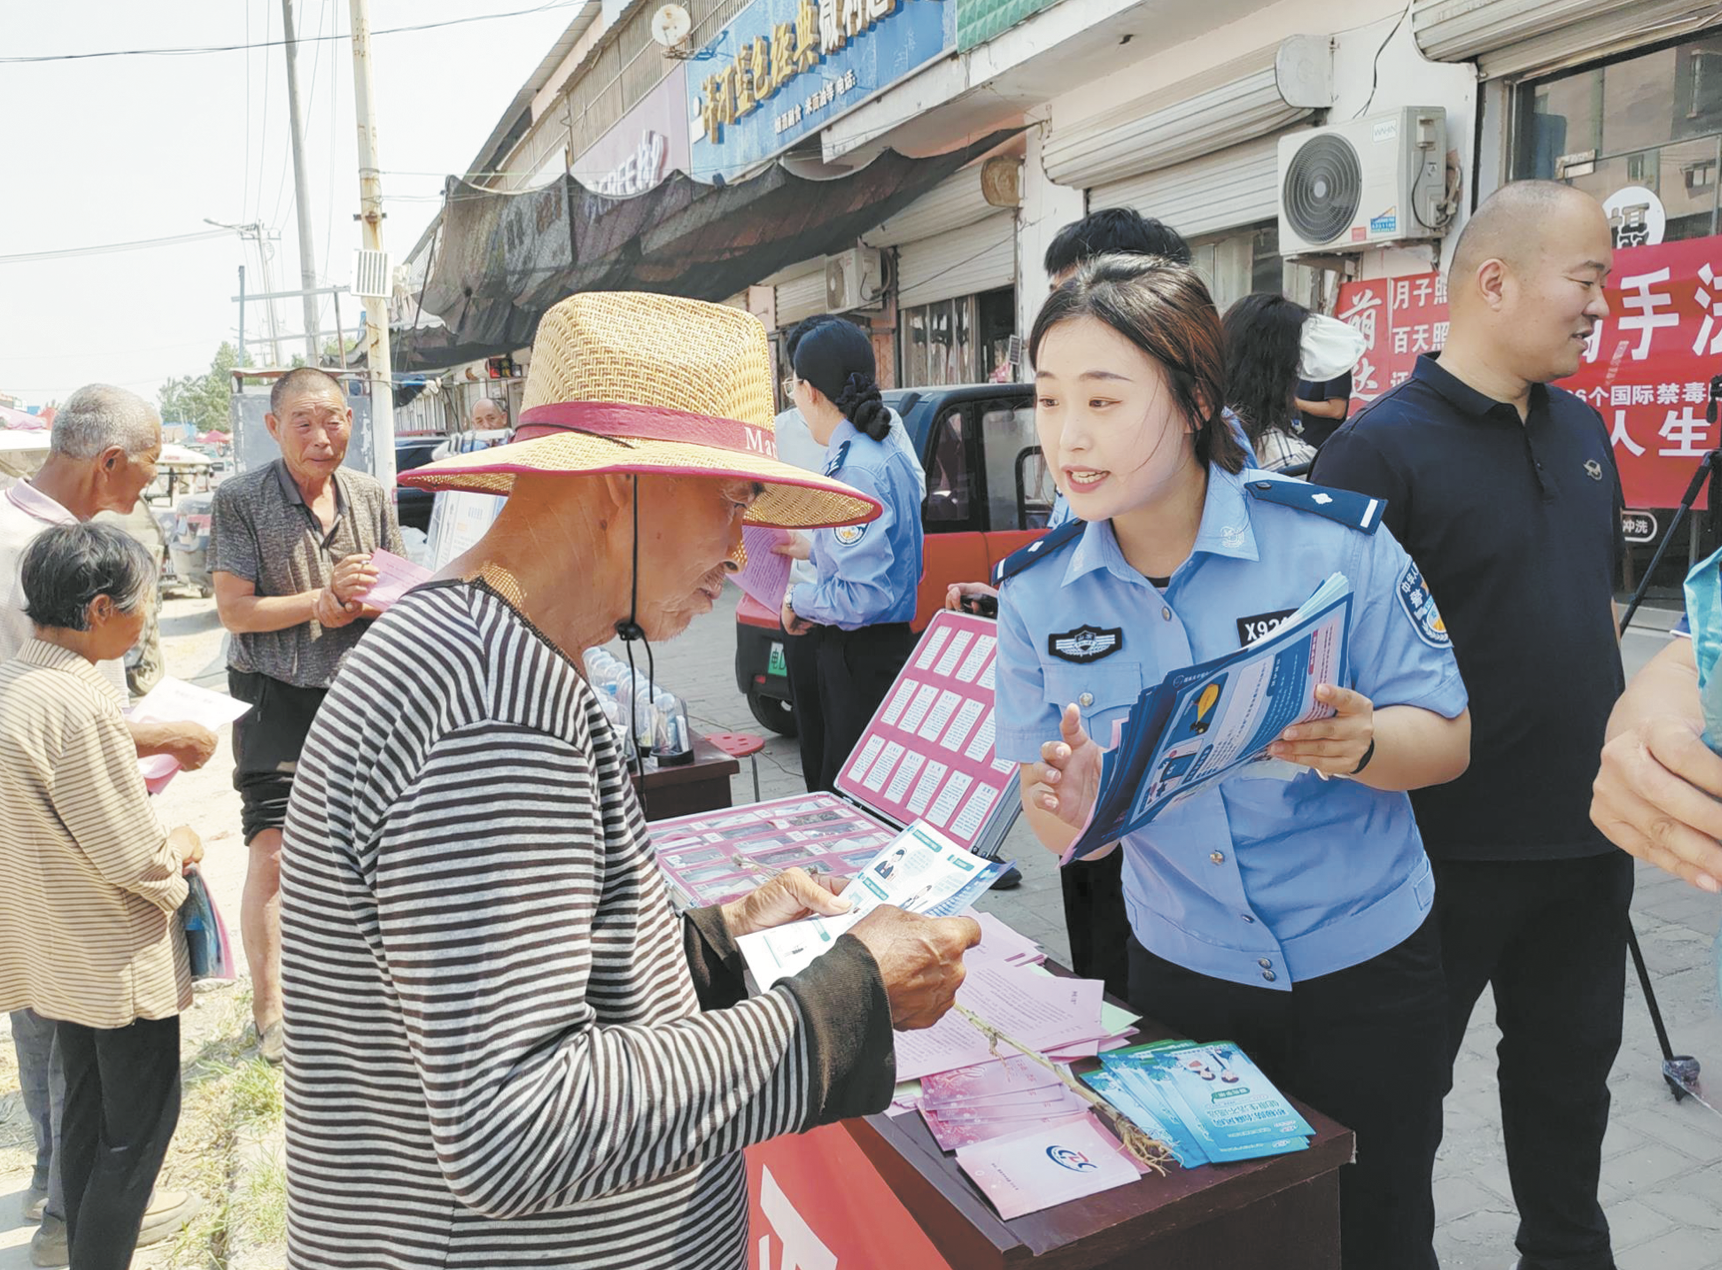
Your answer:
[399,292,880,530]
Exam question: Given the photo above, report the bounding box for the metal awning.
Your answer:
[410,133,1018,366]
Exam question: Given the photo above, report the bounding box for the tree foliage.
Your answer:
[158,342,252,434]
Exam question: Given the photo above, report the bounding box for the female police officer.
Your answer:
[778,319,925,793]
[993,255,1471,1270]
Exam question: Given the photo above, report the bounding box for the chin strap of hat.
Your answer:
[615,474,654,809]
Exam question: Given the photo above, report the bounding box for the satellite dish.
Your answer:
[651,4,692,51]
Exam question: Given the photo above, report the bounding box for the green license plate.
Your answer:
[767,643,787,677]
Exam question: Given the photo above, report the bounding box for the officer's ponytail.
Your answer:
[835,372,890,441]
[790,317,893,442]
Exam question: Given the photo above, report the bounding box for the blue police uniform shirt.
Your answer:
[994,464,1468,990]
[790,414,926,629]
[1046,411,1260,529]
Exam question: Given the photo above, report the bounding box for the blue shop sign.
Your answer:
[689,0,954,182]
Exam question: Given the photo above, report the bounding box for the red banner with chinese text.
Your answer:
[745,1126,956,1270]
[1334,234,1722,510]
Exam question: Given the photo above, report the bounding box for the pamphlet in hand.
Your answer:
[729,526,794,610]
[1064,574,1353,862]
[735,821,1008,986]
[362,549,434,612]
[128,677,253,794]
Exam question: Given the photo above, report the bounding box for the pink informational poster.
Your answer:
[835,611,1018,858]
[650,793,897,909]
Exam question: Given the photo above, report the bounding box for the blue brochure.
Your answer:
[1064,575,1354,862]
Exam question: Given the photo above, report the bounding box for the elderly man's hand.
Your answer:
[848,906,981,1030]
[721,867,851,938]
[1592,717,1722,893]
[162,722,219,771]
[329,553,379,604]
[314,585,363,629]
[168,825,203,873]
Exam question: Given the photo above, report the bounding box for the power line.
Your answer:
[1,1,585,63]
[0,228,231,264]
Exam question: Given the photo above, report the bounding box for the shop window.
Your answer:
[1190,221,1295,312]
[1513,32,1722,243]
[901,296,980,388]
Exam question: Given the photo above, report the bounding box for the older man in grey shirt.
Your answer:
[211,367,403,1061]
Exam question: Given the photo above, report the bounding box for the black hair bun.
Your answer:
[835,372,889,440]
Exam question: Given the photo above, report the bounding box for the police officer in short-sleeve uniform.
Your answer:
[995,466,1468,1270]
[783,320,926,794]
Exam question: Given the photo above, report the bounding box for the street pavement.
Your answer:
[1,586,1717,1268]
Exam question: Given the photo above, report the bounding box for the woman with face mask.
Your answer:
[777,318,926,794]
[991,255,1471,1270]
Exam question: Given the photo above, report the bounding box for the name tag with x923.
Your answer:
[1236,609,1296,646]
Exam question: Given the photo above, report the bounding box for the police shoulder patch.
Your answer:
[992,519,1085,587]
[1244,477,1385,534]
[1396,561,1451,648]
[833,522,867,546]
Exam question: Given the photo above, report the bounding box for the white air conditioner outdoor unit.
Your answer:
[1277,107,1451,254]
[825,247,885,312]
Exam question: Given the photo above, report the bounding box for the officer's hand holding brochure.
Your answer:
[736,822,1008,985]
[1064,573,1353,863]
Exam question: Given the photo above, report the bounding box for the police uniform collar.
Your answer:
[1413,353,1549,421]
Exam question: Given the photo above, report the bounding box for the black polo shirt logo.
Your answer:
[1584,459,1603,481]
[1237,608,1297,646]
[1397,562,1451,648]
[1049,626,1123,663]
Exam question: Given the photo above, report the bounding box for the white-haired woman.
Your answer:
[0,522,203,1270]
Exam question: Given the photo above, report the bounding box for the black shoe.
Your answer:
[989,864,1022,891]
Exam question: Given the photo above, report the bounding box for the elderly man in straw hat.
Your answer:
[279,294,982,1267]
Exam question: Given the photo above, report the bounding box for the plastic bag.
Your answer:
[179,865,235,981]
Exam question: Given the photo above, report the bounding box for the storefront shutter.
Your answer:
[862,167,997,248]
[1413,0,1719,78]
[773,260,829,328]
[1089,134,1286,242]
[1041,38,1330,189]
[896,214,1017,309]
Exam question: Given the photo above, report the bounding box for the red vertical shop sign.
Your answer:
[746,1126,955,1270]
[1333,234,1722,510]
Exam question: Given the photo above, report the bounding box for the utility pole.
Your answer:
[281,0,322,366]
[348,0,396,492]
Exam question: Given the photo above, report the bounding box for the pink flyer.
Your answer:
[835,611,1017,857]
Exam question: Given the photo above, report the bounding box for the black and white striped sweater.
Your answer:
[280,580,892,1268]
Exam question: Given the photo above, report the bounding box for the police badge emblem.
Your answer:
[1048,626,1124,663]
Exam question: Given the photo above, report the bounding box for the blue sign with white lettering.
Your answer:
[687,0,954,183]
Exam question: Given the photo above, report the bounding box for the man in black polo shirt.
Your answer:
[1313,181,1625,1270]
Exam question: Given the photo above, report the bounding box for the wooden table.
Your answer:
[632,733,739,821]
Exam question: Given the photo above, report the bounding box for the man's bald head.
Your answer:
[1442,181,1612,387]
[1450,181,1607,284]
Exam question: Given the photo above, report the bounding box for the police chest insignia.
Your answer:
[1049,626,1123,663]
[833,522,867,546]
[1237,608,1297,646]
[1584,459,1603,481]
[1396,562,1450,648]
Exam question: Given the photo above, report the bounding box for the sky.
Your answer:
[0,1,581,411]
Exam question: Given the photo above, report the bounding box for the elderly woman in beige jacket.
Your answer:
[0,522,202,1270]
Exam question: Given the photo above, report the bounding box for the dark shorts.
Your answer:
[229,669,326,844]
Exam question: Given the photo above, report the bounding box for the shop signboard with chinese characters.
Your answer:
[688,0,954,183]
[1334,234,1722,510]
